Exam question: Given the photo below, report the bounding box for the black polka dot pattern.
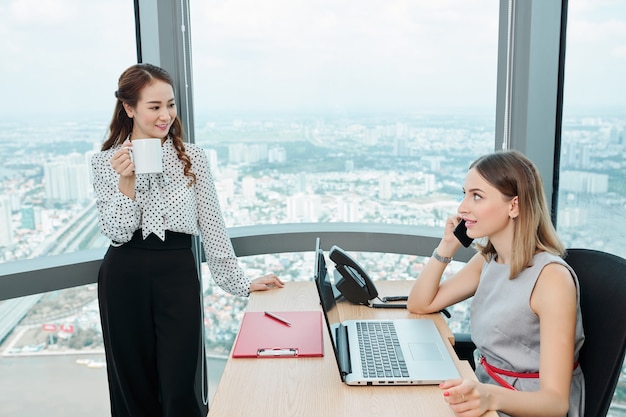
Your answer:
[91,138,250,296]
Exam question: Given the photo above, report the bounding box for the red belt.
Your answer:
[479,355,579,391]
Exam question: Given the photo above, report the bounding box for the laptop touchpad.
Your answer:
[408,343,443,361]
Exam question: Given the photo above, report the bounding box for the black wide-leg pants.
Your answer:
[98,231,208,417]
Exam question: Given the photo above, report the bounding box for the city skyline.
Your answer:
[1,2,625,415]
[1,112,624,262]
[1,111,625,415]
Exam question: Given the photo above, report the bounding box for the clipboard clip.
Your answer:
[257,348,298,357]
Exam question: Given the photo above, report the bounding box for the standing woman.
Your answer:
[91,63,284,417]
[407,150,584,417]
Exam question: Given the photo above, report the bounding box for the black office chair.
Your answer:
[452,248,626,417]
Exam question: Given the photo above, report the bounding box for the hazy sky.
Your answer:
[0,0,136,120]
[0,0,624,120]
[191,0,500,115]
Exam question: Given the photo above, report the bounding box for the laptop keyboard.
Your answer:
[356,321,409,378]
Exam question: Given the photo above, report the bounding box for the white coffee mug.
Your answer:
[130,138,163,174]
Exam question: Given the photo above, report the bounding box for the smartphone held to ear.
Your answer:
[453,220,474,247]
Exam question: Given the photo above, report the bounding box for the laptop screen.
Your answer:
[314,238,341,325]
[313,238,346,377]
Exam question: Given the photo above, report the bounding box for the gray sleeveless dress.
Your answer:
[470,252,585,417]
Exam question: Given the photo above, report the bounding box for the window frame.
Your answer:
[0,0,566,300]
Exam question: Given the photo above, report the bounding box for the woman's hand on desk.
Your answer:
[440,379,492,417]
[249,274,285,292]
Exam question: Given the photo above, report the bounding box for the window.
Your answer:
[558,1,626,260]
[0,1,135,415]
[559,1,626,412]
[0,1,135,264]
[190,0,499,229]
[190,0,499,361]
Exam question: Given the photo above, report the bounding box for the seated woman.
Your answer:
[407,150,584,417]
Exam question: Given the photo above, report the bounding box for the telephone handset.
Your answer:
[329,245,378,305]
[329,245,407,308]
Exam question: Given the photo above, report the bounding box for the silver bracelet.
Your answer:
[432,248,453,264]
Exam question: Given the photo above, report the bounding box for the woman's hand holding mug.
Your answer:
[110,140,135,177]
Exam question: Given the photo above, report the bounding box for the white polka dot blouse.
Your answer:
[91,138,250,297]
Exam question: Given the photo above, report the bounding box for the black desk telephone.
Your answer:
[328,245,452,318]
[329,245,408,308]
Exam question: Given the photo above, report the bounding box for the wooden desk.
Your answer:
[207,281,497,417]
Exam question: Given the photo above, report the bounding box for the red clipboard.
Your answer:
[232,311,324,358]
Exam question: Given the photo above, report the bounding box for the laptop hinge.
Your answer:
[336,323,352,377]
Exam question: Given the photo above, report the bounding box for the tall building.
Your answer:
[20,205,36,230]
[337,199,360,222]
[241,176,256,202]
[394,138,410,157]
[560,171,609,194]
[43,154,91,202]
[268,146,286,164]
[228,143,269,164]
[364,127,380,146]
[206,148,219,175]
[286,193,321,222]
[228,143,247,164]
[215,177,235,208]
[0,196,12,247]
[378,177,392,200]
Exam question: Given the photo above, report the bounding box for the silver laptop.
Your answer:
[313,238,460,386]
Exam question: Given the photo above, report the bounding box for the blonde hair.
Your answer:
[471,150,565,278]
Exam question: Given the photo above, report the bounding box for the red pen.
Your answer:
[264,311,292,327]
